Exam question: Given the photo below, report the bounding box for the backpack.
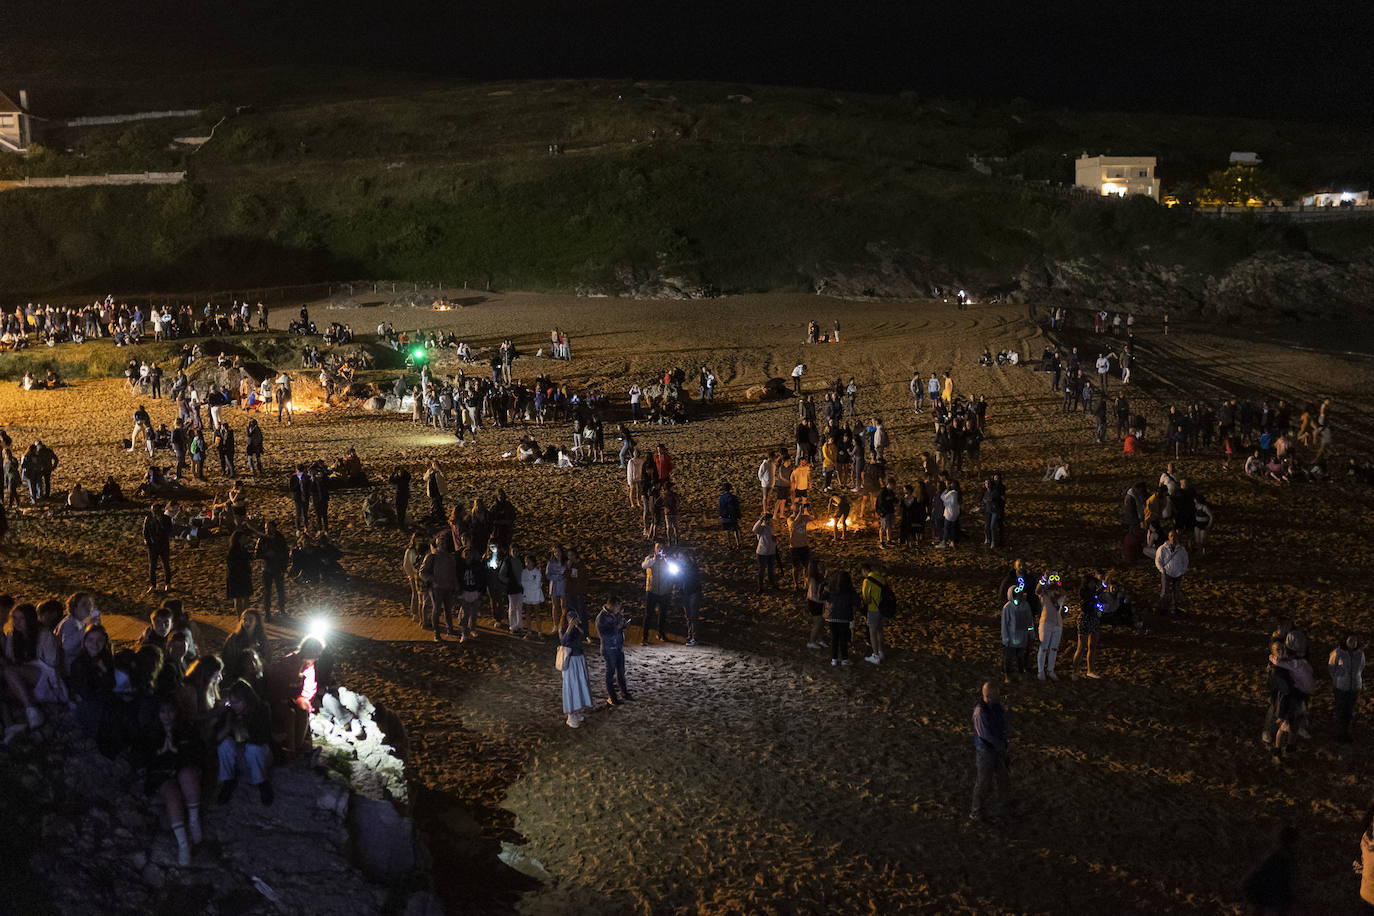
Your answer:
[869,576,897,618]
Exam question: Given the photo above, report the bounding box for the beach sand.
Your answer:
[3,292,1373,914]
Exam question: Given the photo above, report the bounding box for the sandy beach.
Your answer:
[3,291,1373,914]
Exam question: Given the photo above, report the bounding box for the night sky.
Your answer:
[7,0,1371,120]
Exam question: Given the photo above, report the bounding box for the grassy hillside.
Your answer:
[0,78,1372,299]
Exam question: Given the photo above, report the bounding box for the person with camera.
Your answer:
[596,600,634,705]
[640,543,673,644]
[753,513,781,592]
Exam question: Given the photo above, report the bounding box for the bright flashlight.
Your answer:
[488,554,499,569]
[666,561,682,576]
[308,618,330,645]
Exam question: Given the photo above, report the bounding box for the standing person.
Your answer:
[424,460,447,523]
[256,521,289,620]
[1037,578,1066,681]
[596,600,633,704]
[788,504,812,589]
[495,545,524,635]
[675,549,703,646]
[1155,529,1189,615]
[403,534,428,626]
[3,447,20,509]
[225,531,254,614]
[1329,636,1366,743]
[244,418,264,475]
[639,544,672,644]
[938,481,961,548]
[757,453,774,513]
[1001,584,1033,682]
[969,681,1012,823]
[772,454,793,516]
[752,513,781,592]
[805,558,827,649]
[389,465,411,529]
[823,569,857,666]
[875,478,897,549]
[422,535,459,642]
[653,444,674,483]
[558,610,593,728]
[545,547,568,631]
[519,553,546,637]
[791,362,806,395]
[1074,573,1103,679]
[275,374,293,425]
[456,544,484,642]
[309,465,330,536]
[860,561,889,665]
[143,502,173,593]
[718,481,742,547]
[289,464,310,533]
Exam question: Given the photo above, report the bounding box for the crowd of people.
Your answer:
[0,591,337,867]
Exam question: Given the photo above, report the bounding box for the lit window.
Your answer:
[0,115,14,126]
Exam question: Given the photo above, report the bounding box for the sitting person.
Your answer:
[1244,450,1266,480]
[45,369,62,388]
[215,679,274,804]
[1098,574,1139,629]
[337,447,366,485]
[362,490,397,528]
[1266,455,1291,485]
[21,372,36,391]
[1043,458,1071,482]
[516,437,541,462]
[67,482,96,509]
[978,349,994,366]
[134,466,179,499]
[557,447,575,469]
[1123,432,1143,455]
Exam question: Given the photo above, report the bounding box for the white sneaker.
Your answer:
[806,642,823,649]
[25,706,44,729]
[840,659,852,666]
[864,655,880,665]
[566,714,580,728]
[830,659,838,666]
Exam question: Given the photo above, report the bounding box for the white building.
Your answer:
[1229,151,1262,166]
[0,90,30,153]
[1074,154,1159,201]
[1301,190,1369,207]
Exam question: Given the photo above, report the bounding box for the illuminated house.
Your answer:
[0,90,31,153]
[1074,154,1159,202]
[1301,190,1369,207]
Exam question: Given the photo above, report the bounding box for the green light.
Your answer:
[412,347,427,361]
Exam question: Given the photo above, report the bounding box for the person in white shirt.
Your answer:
[628,384,642,421]
[1095,353,1112,392]
[937,484,961,548]
[791,363,805,395]
[757,454,774,512]
[520,556,544,637]
[1154,529,1189,614]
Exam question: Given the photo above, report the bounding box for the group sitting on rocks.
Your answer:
[0,592,346,867]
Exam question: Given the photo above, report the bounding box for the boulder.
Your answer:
[349,797,417,881]
[744,377,789,401]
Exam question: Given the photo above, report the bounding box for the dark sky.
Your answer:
[8,0,1371,120]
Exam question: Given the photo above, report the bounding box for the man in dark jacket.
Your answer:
[289,464,310,532]
[970,681,1012,821]
[389,466,411,529]
[256,521,290,620]
[596,600,633,705]
[143,502,173,592]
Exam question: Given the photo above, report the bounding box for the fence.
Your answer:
[0,171,186,192]
[1190,204,1374,221]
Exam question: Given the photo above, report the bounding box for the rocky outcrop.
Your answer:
[1203,252,1374,321]
[6,690,431,916]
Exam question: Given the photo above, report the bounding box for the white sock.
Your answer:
[187,804,202,844]
[172,822,190,852]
